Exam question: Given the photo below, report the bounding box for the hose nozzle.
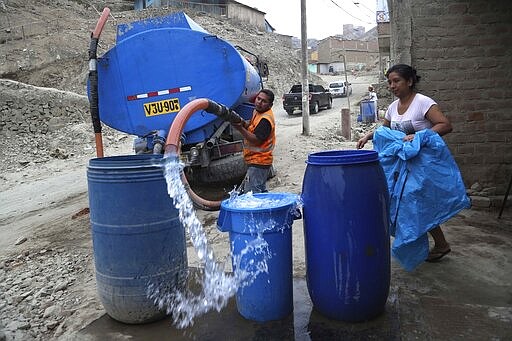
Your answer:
[205,100,243,124]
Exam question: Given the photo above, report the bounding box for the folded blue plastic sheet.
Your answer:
[373,127,471,271]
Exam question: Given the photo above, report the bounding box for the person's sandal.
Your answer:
[426,248,451,262]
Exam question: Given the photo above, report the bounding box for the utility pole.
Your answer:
[300,0,310,135]
[340,54,351,111]
[339,54,351,141]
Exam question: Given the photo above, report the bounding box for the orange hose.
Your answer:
[93,8,111,39]
[165,98,222,211]
[95,133,104,158]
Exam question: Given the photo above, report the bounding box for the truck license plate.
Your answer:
[143,98,180,117]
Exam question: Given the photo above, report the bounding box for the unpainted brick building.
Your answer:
[387,0,512,203]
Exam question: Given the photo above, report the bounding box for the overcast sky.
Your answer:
[237,0,377,40]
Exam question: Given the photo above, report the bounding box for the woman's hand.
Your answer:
[357,136,369,149]
[402,134,414,142]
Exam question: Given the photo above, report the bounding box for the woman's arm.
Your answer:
[425,104,452,136]
[356,119,390,149]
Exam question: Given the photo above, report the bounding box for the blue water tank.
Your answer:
[301,150,390,322]
[95,12,261,143]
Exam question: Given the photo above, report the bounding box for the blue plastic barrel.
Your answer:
[360,100,376,123]
[217,192,300,322]
[87,154,187,324]
[301,150,390,322]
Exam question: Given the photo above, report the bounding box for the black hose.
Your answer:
[88,37,101,135]
[205,99,244,124]
[88,8,110,157]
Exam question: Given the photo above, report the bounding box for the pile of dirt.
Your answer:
[0,0,317,183]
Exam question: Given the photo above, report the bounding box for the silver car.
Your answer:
[328,81,352,98]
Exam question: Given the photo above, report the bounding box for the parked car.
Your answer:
[328,81,352,98]
[282,84,333,115]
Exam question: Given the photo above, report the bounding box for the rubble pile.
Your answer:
[0,246,98,340]
[0,1,310,177]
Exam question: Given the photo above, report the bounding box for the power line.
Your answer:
[327,0,373,25]
[352,1,375,16]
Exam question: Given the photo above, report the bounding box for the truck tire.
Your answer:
[189,153,247,185]
[327,98,332,109]
[286,109,294,115]
[311,102,319,114]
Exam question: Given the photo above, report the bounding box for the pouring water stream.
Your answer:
[147,155,272,328]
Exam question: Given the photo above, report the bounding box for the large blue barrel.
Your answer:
[94,12,261,143]
[87,154,187,324]
[217,192,300,322]
[361,100,376,123]
[301,150,390,322]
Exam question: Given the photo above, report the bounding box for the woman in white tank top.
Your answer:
[357,64,453,263]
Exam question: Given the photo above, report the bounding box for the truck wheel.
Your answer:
[327,98,332,109]
[188,153,247,185]
[311,102,319,114]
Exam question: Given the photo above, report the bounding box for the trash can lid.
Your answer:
[220,192,299,213]
[217,192,301,234]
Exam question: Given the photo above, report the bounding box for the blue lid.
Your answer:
[307,150,378,165]
[88,154,165,169]
[220,192,299,212]
[217,192,301,233]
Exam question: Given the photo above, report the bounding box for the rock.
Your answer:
[53,280,68,292]
[14,237,27,245]
[46,320,59,330]
[43,305,63,318]
[470,195,491,208]
[470,182,483,192]
[6,320,30,331]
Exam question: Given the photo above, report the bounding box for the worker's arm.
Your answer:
[233,118,271,145]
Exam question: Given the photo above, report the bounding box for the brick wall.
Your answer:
[389,0,512,194]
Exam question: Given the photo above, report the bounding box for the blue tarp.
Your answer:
[373,127,471,271]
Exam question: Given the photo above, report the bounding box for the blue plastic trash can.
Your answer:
[360,100,376,123]
[217,192,300,322]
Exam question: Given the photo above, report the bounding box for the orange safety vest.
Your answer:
[243,109,275,166]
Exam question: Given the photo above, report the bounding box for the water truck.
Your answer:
[88,9,268,209]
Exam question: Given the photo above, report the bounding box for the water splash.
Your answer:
[146,156,272,329]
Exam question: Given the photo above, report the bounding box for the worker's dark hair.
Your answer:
[259,89,275,103]
[385,64,421,89]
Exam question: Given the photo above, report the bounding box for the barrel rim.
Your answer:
[306,149,378,165]
[88,154,166,169]
[220,192,299,213]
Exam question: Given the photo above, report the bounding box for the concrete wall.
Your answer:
[317,37,379,66]
[227,2,265,31]
[274,33,294,49]
[388,0,512,196]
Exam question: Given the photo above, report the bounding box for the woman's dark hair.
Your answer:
[385,64,421,89]
[259,89,275,103]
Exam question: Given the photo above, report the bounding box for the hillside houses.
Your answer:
[314,35,379,75]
